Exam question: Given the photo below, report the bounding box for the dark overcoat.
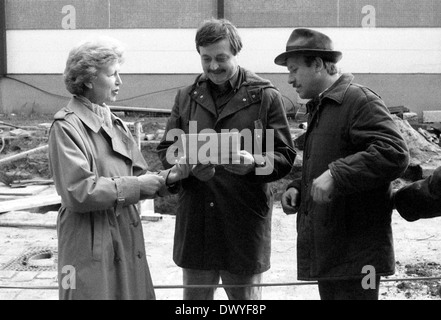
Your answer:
[288,74,409,280]
[157,67,296,275]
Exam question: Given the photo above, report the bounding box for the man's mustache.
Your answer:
[208,69,225,74]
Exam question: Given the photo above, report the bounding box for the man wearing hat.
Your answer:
[278,28,409,300]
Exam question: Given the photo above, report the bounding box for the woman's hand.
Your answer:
[138,174,165,198]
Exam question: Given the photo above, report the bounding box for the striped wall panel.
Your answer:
[7,28,441,74]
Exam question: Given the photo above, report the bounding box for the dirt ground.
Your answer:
[0,112,440,300]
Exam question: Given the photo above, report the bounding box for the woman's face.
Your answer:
[86,61,122,105]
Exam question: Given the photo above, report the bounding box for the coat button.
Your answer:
[209,202,214,207]
[243,98,247,102]
[133,221,139,228]
[137,251,143,259]
[125,159,131,165]
[200,95,204,99]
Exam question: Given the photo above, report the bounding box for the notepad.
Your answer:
[181,132,240,165]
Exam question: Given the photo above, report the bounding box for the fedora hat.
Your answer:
[274,28,342,66]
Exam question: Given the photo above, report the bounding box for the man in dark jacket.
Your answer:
[277,28,409,300]
[157,19,296,300]
[394,166,441,222]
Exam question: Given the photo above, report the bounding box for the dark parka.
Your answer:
[49,97,156,300]
[288,74,409,280]
[157,67,296,275]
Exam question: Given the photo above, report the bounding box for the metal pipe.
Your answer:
[0,0,6,76]
[217,0,225,19]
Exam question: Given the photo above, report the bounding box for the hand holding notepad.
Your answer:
[181,132,241,165]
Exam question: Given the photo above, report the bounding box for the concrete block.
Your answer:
[423,110,441,123]
[403,112,419,123]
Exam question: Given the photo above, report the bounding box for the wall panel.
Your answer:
[6,0,441,29]
[7,28,441,74]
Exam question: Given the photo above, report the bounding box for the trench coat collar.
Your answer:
[68,96,127,134]
[66,96,136,161]
[65,96,105,133]
[191,67,274,119]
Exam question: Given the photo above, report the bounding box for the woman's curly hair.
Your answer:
[64,37,125,96]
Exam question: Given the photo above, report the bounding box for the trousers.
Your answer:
[182,268,263,300]
[317,277,381,300]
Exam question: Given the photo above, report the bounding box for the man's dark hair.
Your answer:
[195,18,243,55]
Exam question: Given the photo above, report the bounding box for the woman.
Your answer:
[49,37,188,300]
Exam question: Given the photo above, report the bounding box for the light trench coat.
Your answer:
[49,96,155,300]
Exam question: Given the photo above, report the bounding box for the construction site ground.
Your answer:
[0,113,440,300]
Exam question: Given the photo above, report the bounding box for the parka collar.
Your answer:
[320,73,354,105]
[191,67,275,117]
[195,66,273,90]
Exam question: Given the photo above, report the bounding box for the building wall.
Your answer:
[1,0,440,117]
[2,73,440,117]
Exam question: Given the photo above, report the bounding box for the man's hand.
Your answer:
[192,163,216,181]
[281,188,300,215]
[223,150,256,175]
[166,156,192,185]
[311,169,335,205]
[138,174,166,198]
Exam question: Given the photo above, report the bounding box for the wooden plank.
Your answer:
[0,145,48,165]
[0,193,60,214]
[0,211,57,229]
[0,185,50,196]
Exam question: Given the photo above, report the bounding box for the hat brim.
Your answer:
[274,49,342,66]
